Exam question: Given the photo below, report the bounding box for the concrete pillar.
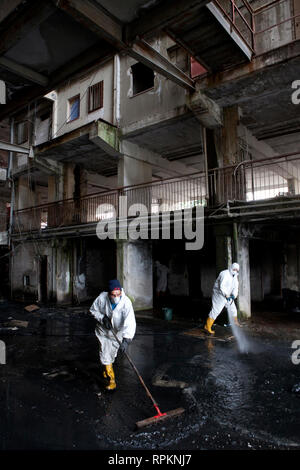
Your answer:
[213,106,244,203]
[117,239,152,310]
[236,234,251,319]
[295,0,300,40]
[214,224,233,275]
[55,239,73,304]
[118,155,152,187]
[63,163,75,200]
[16,176,35,210]
[214,106,240,167]
[117,149,153,311]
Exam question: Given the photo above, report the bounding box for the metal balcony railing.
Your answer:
[12,173,208,233]
[213,0,255,52]
[208,0,299,60]
[11,152,300,234]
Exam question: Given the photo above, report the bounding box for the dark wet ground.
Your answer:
[0,301,299,450]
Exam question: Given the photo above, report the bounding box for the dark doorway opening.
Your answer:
[40,256,48,303]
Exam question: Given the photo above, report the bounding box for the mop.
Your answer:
[106,316,185,429]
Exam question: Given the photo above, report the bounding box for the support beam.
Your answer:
[120,139,200,177]
[0,57,49,87]
[55,0,123,48]
[129,39,195,91]
[0,140,29,154]
[56,0,195,91]
[0,0,55,56]
[0,0,24,23]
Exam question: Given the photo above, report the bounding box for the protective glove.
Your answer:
[230,295,235,300]
[119,338,131,355]
[102,315,112,330]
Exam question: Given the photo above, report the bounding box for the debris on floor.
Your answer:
[24,304,40,312]
[181,327,234,342]
[8,319,29,328]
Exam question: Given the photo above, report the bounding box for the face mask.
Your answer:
[111,296,121,305]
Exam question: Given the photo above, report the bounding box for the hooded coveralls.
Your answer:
[209,266,239,321]
[89,288,136,365]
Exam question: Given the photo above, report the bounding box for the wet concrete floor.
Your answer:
[0,301,299,450]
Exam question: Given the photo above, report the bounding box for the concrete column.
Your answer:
[214,224,233,275]
[236,234,251,319]
[118,155,152,187]
[117,148,153,310]
[213,106,244,203]
[63,163,75,200]
[55,239,73,304]
[117,239,152,310]
[16,176,35,210]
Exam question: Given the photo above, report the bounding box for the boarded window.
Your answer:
[88,81,103,113]
[16,121,28,144]
[68,95,80,122]
[131,62,154,95]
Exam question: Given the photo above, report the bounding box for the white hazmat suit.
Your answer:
[209,263,239,321]
[90,289,136,365]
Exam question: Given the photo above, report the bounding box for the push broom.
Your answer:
[106,316,185,429]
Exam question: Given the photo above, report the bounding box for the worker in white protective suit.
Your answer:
[89,279,136,390]
[204,263,240,335]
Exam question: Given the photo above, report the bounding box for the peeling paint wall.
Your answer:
[119,34,188,132]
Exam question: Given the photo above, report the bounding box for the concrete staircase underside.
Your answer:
[166,2,252,72]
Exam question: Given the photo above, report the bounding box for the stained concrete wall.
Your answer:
[283,242,300,292]
[119,34,188,133]
[254,0,294,54]
[11,239,73,304]
[53,60,114,138]
[117,240,153,310]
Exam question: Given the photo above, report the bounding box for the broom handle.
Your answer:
[106,316,160,410]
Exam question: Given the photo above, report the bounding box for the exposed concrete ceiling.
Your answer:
[34,124,120,176]
[93,0,163,24]
[0,0,251,120]
[200,42,300,156]
[123,112,205,171]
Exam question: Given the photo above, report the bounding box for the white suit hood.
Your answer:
[90,288,136,340]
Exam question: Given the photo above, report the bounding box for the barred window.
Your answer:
[88,81,103,113]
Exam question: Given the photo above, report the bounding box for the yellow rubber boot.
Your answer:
[204,317,215,335]
[104,364,116,390]
[234,316,240,327]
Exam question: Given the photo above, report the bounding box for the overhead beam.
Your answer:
[55,0,123,48]
[129,39,195,91]
[0,57,49,86]
[0,0,55,56]
[56,0,195,91]
[0,0,24,23]
[0,140,29,154]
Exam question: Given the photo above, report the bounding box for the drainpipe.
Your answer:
[8,118,14,249]
[113,54,121,127]
[202,126,209,203]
